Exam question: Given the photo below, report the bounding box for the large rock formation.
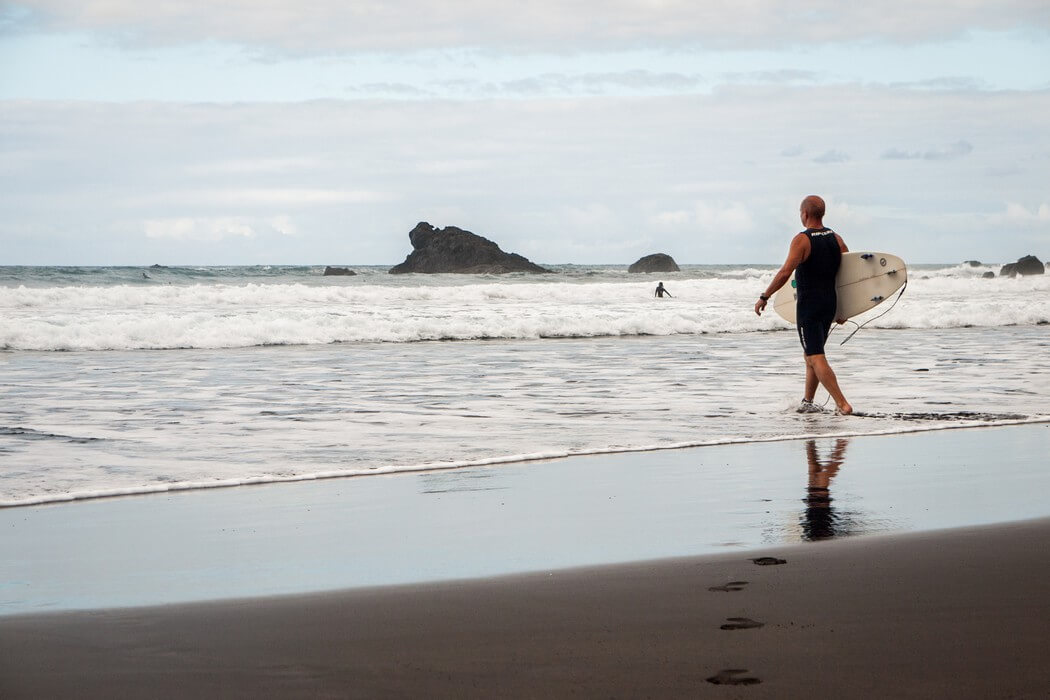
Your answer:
[629,253,680,273]
[323,266,356,276]
[389,222,548,274]
[999,255,1045,278]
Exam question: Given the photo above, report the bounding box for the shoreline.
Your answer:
[2,423,1048,617]
[3,517,1048,698]
[3,416,1046,510]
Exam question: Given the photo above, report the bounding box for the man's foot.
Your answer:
[835,402,854,415]
[797,399,824,414]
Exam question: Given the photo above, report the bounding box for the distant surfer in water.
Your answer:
[754,195,853,414]
[655,282,672,298]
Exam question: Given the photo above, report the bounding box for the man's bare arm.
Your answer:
[755,234,809,315]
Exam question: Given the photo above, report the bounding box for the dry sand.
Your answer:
[2,516,1048,699]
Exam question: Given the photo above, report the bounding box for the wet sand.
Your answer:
[2,516,1049,699]
[4,423,1049,615]
[2,424,1049,697]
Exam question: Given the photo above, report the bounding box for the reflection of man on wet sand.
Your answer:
[801,438,848,541]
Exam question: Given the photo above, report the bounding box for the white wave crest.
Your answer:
[1,273,1047,351]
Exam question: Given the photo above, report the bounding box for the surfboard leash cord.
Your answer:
[837,279,908,346]
[809,280,908,408]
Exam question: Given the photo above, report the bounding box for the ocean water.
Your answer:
[2,262,1048,507]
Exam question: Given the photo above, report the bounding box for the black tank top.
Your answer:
[795,228,841,293]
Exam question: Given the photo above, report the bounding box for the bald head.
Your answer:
[800,195,825,227]
[801,195,825,219]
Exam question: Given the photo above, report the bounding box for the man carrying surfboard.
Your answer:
[753,195,853,415]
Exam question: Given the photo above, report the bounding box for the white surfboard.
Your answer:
[772,252,907,323]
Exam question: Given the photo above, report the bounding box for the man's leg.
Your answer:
[804,362,819,402]
[804,354,853,414]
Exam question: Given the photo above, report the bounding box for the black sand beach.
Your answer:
[2,424,1048,698]
[3,518,1049,698]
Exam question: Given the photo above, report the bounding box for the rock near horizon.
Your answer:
[628,253,680,273]
[999,255,1044,278]
[322,266,356,276]
[389,222,548,274]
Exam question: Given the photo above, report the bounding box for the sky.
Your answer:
[2,1,1049,265]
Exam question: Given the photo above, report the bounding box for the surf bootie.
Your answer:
[797,399,824,414]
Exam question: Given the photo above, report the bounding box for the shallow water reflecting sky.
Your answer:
[1,423,1047,614]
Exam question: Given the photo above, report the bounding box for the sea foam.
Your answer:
[1,269,1047,351]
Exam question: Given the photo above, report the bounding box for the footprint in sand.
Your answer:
[708,581,749,592]
[751,556,786,566]
[720,617,765,630]
[706,669,762,685]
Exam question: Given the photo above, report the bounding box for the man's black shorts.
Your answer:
[796,292,836,356]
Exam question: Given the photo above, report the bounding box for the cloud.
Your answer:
[561,204,619,231]
[270,215,299,236]
[413,159,491,175]
[7,1,1050,53]
[183,157,320,176]
[3,85,1050,264]
[497,71,704,96]
[984,165,1022,177]
[346,82,430,98]
[720,69,821,85]
[1002,202,1050,225]
[651,210,691,227]
[813,149,850,163]
[882,140,974,160]
[670,181,748,195]
[144,217,257,241]
[889,76,987,91]
[143,215,301,241]
[134,188,395,207]
[882,148,923,160]
[650,201,757,234]
[421,71,706,98]
[821,198,874,229]
[922,140,973,160]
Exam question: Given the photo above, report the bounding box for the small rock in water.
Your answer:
[628,253,680,273]
[323,266,356,276]
[1000,255,1044,277]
